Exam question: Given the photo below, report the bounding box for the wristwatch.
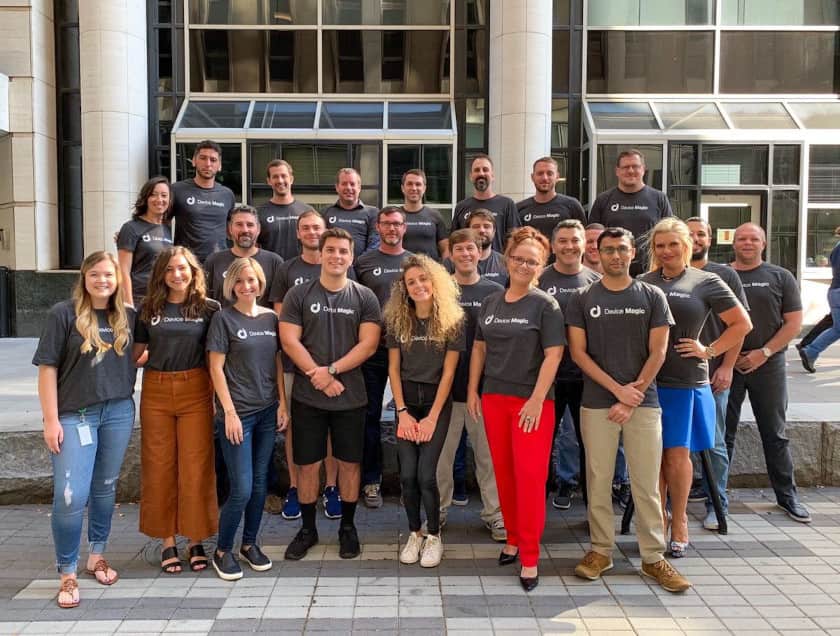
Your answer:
[396,406,408,414]
[328,364,338,376]
[760,346,773,358]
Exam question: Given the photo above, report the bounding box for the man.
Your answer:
[204,205,284,310]
[171,140,236,262]
[517,157,586,241]
[435,229,506,541]
[354,207,413,508]
[269,210,341,522]
[257,159,315,261]
[323,168,379,258]
[725,223,810,523]
[451,155,521,252]
[565,227,691,593]
[588,150,672,276]
[537,220,601,509]
[686,217,749,530]
[280,228,381,560]
[400,168,449,260]
[449,209,508,287]
[584,223,605,274]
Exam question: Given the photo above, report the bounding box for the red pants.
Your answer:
[482,393,554,568]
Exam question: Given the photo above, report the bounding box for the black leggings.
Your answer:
[397,381,452,535]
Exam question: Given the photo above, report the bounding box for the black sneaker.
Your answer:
[338,525,361,559]
[212,550,243,581]
[552,484,573,510]
[240,544,272,571]
[799,348,816,373]
[778,500,812,523]
[612,483,631,509]
[688,485,708,503]
[284,528,319,561]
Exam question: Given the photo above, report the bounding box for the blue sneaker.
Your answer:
[282,487,301,520]
[323,486,342,519]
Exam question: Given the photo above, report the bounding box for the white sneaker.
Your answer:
[703,510,722,531]
[420,534,444,568]
[399,531,424,564]
[486,518,507,542]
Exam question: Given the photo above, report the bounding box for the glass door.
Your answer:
[700,194,763,264]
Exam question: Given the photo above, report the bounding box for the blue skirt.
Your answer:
[657,385,715,451]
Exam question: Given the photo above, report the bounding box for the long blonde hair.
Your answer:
[647,218,692,272]
[73,251,131,356]
[384,254,464,348]
[142,246,209,322]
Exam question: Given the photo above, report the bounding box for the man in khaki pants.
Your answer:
[565,227,691,593]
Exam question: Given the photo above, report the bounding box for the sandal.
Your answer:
[57,577,79,609]
[160,546,182,574]
[669,540,689,558]
[85,558,119,585]
[188,544,209,572]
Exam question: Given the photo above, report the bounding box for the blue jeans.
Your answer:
[51,398,135,574]
[700,388,730,514]
[361,347,389,486]
[803,288,840,361]
[217,402,277,552]
[552,408,580,486]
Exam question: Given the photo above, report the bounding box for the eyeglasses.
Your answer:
[507,255,541,269]
[378,221,405,228]
[599,245,633,256]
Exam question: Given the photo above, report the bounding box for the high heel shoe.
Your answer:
[498,549,518,566]
[669,540,688,558]
[519,575,539,591]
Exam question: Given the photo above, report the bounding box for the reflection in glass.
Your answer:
[669,144,698,186]
[319,102,384,129]
[789,102,840,128]
[588,0,713,25]
[588,102,658,130]
[668,189,698,220]
[553,31,570,93]
[807,208,840,266]
[552,100,569,147]
[387,145,452,205]
[552,152,568,194]
[723,103,797,129]
[701,145,768,185]
[655,102,727,130]
[721,0,840,25]
[465,99,485,148]
[249,102,316,128]
[463,29,488,95]
[773,145,801,186]
[465,0,488,25]
[388,103,452,129]
[553,0,570,25]
[188,0,317,24]
[176,142,242,199]
[771,191,800,275]
[323,0,449,25]
[809,145,840,204]
[596,144,663,192]
[180,101,250,127]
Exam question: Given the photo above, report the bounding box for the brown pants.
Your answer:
[139,368,218,540]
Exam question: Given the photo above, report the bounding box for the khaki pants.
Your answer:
[436,401,501,524]
[581,406,665,564]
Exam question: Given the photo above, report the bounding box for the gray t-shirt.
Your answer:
[538,265,602,381]
[700,261,749,374]
[32,300,137,414]
[204,249,284,309]
[206,305,279,416]
[735,263,802,355]
[452,277,504,402]
[257,199,314,261]
[171,179,236,262]
[565,280,674,409]
[280,279,381,411]
[354,249,412,307]
[516,194,587,240]
[476,288,566,400]
[116,219,173,300]
[638,268,740,388]
[386,316,465,385]
[444,250,508,287]
[401,206,447,260]
[323,201,380,258]
[452,195,521,253]
[135,299,220,371]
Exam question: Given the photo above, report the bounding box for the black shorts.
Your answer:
[291,399,366,465]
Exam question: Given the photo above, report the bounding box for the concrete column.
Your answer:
[79,0,148,254]
[488,0,553,202]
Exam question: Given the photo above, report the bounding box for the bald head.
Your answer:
[734,222,766,242]
[733,222,766,267]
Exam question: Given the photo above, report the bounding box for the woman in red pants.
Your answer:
[467,226,565,591]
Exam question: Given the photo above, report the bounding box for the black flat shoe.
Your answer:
[498,550,518,566]
[520,575,539,592]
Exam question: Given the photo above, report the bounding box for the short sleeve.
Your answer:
[32,303,71,367]
[385,328,399,349]
[539,299,567,349]
[564,290,585,329]
[571,199,587,223]
[649,287,676,328]
[116,222,139,252]
[475,302,488,342]
[279,286,304,326]
[727,270,749,310]
[703,276,740,316]
[134,316,150,344]
[434,212,447,243]
[268,267,290,304]
[505,199,521,230]
[588,194,606,224]
[360,288,383,325]
[659,191,674,218]
[205,311,230,354]
[447,320,466,352]
[780,270,803,313]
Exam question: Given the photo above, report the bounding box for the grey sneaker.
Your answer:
[703,509,722,531]
[485,518,507,542]
[363,483,383,508]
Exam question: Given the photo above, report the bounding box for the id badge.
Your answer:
[78,424,93,446]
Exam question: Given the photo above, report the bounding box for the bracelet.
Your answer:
[396,406,408,414]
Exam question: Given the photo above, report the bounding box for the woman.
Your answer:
[117,176,173,307]
[133,246,220,574]
[206,257,288,581]
[384,254,464,568]
[800,226,840,372]
[639,218,751,557]
[467,227,565,591]
[32,252,136,608]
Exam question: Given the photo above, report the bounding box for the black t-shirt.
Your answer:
[354,250,412,307]
[452,277,504,402]
[735,263,802,354]
[280,279,381,411]
[135,299,220,371]
[516,194,587,240]
[700,261,750,374]
[206,306,279,416]
[32,300,137,414]
[116,219,173,300]
[203,249,284,309]
[476,288,566,400]
[538,265,602,381]
[401,206,447,260]
[565,280,674,409]
[638,268,739,388]
[451,195,521,253]
[323,202,379,258]
[386,316,465,385]
[256,199,314,261]
[444,250,508,287]
[171,179,236,262]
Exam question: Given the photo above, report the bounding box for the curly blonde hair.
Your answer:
[73,251,131,356]
[384,254,464,349]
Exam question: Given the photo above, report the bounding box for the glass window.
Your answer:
[464,0,488,25]
[701,144,768,185]
[552,99,569,147]
[323,0,449,25]
[721,0,840,25]
[176,142,242,199]
[809,145,840,204]
[773,145,801,186]
[722,103,797,130]
[179,101,250,127]
[553,0,570,25]
[771,191,800,276]
[388,103,452,129]
[465,98,485,148]
[807,208,840,266]
[668,189,698,220]
[721,32,840,94]
[596,144,663,192]
[587,31,714,94]
[553,31,570,93]
[588,0,713,25]
[248,102,316,128]
[588,102,659,130]
[655,102,727,130]
[319,102,384,129]
[188,0,317,24]
[552,151,569,194]
[462,28,488,95]
[387,144,452,205]
[789,102,840,129]
[581,148,590,206]
[669,143,698,186]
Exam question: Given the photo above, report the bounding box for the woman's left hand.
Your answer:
[675,338,707,359]
[518,398,543,433]
[416,416,436,443]
[276,405,289,432]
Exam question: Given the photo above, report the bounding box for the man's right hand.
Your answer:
[607,402,634,424]
[613,382,644,407]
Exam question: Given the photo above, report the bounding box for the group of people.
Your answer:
[35,141,820,609]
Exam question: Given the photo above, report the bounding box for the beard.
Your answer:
[235,236,255,249]
[692,246,709,261]
[473,176,489,193]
